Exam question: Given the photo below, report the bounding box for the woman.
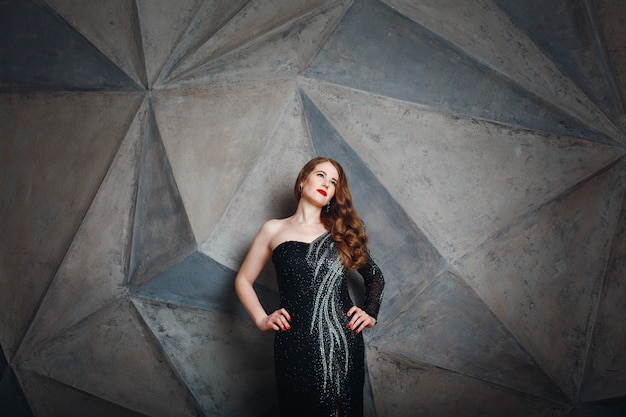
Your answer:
[235,157,384,417]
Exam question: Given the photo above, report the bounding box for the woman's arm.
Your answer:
[348,252,385,333]
[234,221,291,331]
[358,252,385,319]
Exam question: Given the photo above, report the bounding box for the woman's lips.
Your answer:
[317,189,327,196]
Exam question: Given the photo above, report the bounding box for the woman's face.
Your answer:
[300,161,339,206]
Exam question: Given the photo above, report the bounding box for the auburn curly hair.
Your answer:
[293,157,368,270]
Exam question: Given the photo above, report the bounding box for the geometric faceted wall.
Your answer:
[1,0,626,416]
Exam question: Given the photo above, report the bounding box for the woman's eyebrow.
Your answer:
[317,170,338,182]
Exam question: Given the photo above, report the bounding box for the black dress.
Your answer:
[271,232,384,417]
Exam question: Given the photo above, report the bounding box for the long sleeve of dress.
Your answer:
[357,252,385,319]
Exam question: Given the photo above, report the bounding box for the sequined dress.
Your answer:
[271,231,384,417]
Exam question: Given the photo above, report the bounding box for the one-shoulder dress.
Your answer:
[271,231,384,417]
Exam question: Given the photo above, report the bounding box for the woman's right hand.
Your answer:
[258,308,291,331]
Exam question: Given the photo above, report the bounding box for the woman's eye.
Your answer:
[330,181,337,186]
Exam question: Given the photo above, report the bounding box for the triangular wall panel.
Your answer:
[0,364,34,417]
[0,0,139,91]
[375,271,565,402]
[492,0,626,132]
[46,0,147,88]
[589,0,626,136]
[455,159,626,400]
[135,251,280,318]
[135,0,203,87]
[129,102,195,288]
[581,174,626,402]
[383,0,624,142]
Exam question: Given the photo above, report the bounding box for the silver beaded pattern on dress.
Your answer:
[307,233,349,395]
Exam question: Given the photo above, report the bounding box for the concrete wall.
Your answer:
[1,0,626,416]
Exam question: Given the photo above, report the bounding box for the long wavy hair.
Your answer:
[294,157,368,269]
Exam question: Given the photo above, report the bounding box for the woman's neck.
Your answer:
[292,201,323,226]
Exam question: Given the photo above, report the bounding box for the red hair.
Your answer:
[294,157,368,269]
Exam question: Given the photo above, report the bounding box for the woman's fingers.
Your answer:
[267,308,291,331]
[279,308,291,322]
[347,306,361,330]
[347,307,376,333]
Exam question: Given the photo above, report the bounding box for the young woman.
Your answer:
[235,157,385,417]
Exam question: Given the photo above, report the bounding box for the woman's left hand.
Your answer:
[347,306,376,333]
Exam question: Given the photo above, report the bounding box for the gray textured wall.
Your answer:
[1,0,626,416]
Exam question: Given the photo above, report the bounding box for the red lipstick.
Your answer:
[317,189,327,196]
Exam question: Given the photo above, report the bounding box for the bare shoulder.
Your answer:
[264,218,285,229]
[258,218,287,236]
[258,218,297,250]
[255,218,287,249]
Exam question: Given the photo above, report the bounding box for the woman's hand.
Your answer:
[258,308,291,331]
[347,306,376,333]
